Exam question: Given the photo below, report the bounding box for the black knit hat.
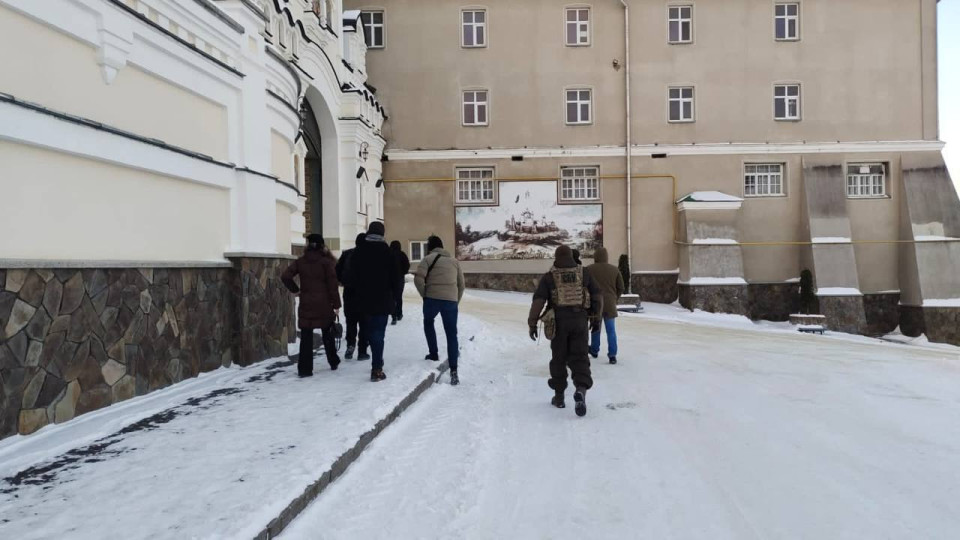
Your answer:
[367,221,386,236]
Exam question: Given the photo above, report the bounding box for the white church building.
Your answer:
[0,0,385,437]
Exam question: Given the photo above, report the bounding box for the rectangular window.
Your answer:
[456,168,496,203]
[462,90,489,126]
[775,3,800,41]
[668,5,693,44]
[744,164,785,197]
[360,11,385,48]
[462,10,487,47]
[565,8,590,46]
[668,87,695,122]
[565,89,592,125]
[560,167,601,201]
[410,241,428,263]
[774,84,801,120]
[846,163,887,198]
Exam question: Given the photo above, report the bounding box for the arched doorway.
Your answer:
[300,99,322,236]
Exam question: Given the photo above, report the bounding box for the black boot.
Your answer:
[574,387,587,417]
[345,345,355,360]
[370,368,386,382]
[450,370,459,386]
[609,356,617,365]
[425,353,439,361]
[551,390,565,409]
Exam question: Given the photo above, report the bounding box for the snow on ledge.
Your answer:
[923,298,960,307]
[811,237,852,244]
[692,238,738,245]
[816,287,863,297]
[915,235,960,242]
[681,277,748,285]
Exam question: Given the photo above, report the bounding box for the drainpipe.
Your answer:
[619,0,632,292]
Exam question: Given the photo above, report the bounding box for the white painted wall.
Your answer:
[0,141,230,261]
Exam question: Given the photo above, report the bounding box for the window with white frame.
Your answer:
[462,90,489,126]
[565,89,592,125]
[462,10,487,47]
[774,84,801,120]
[360,11,384,48]
[744,163,785,196]
[560,167,601,201]
[668,5,693,44]
[846,163,887,198]
[565,7,591,46]
[775,3,800,41]
[410,241,429,263]
[668,87,695,122]
[456,168,496,203]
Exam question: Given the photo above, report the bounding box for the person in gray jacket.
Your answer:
[414,235,466,385]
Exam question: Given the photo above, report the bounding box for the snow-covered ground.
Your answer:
[0,296,461,540]
[283,290,960,540]
[3,288,959,539]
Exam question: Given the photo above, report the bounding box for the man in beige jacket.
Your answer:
[414,235,466,385]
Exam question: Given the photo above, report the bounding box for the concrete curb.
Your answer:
[254,361,450,539]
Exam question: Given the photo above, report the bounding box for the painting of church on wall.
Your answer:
[455,181,603,261]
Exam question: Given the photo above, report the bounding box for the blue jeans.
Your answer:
[365,315,389,370]
[590,317,618,358]
[423,298,459,370]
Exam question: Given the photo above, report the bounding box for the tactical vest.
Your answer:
[550,265,590,309]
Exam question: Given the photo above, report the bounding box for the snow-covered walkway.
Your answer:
[0,292,460,540]
[283,290,960,540]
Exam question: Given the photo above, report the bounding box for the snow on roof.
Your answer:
[675,191,744,204]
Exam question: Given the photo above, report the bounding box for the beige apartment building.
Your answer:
[343,0,960,345]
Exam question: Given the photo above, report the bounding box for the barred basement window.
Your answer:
[565,7,591,46]
[846,163,887,198]
[410,241,429,262]
[744,163,785,197]
[360,11,385,48]
[456,168,496,203]
[668,5,693,44]
[462,10,487,47]
[775,3,800,41]
[560,167,601,201]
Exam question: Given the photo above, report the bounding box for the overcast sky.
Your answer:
[940,2,959,193]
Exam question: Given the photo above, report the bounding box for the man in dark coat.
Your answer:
[336,233,368,360]
[586,247,625,364]
[528,245,602,416]
[346,222,400,381]
[282,234,342,377]
[389,240,411,325]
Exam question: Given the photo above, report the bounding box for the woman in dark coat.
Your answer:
[282,234,342,376]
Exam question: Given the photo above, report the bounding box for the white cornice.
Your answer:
[384,140,946,162]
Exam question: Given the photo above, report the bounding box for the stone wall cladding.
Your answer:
[464,273,542,293]
[862,294,901,337]
[679,285,749,316]
[748,283,800,322]
[921,307,960,346]
[899,306,926,337]
[230,257,295,365]
[0,259,295,439]
[632,274,679,304]
[818,296,868,334]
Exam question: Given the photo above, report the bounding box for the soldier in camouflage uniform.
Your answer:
[528,245,602,416]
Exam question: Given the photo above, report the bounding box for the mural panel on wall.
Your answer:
[456,181,603,260]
